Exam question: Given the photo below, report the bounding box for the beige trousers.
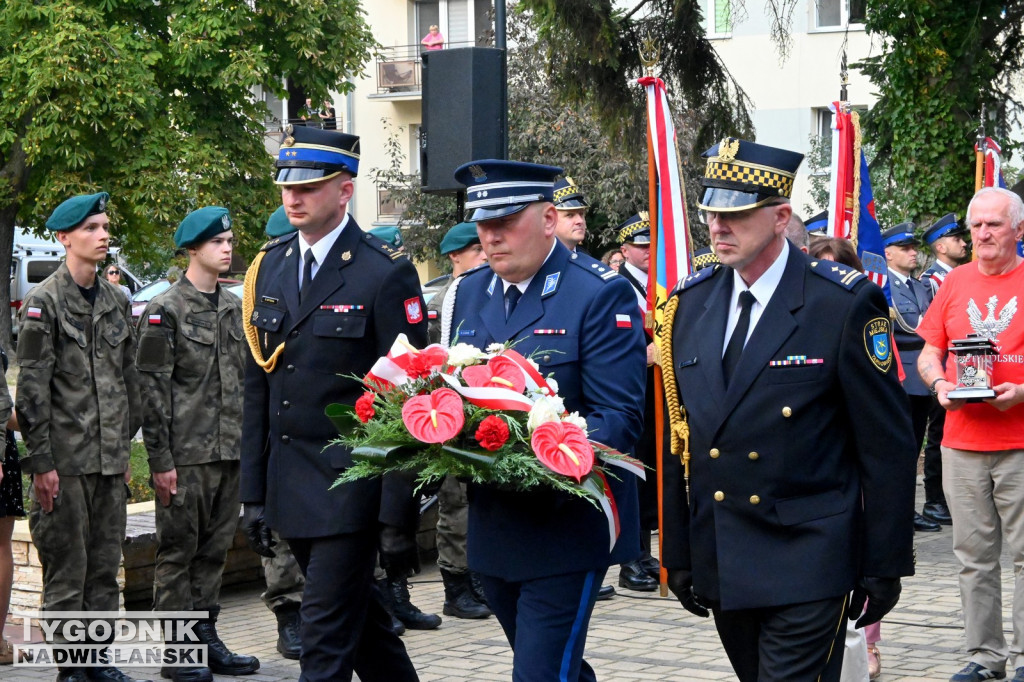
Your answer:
[943,446,1024,672]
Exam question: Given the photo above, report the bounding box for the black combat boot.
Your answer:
[638,531,660,579]
[194,606,260,676]
[440,569,491,619]
[376,578,406,636]
[389,576,442,630]
[273,603,301,660]
[56,669,89,682]
[160,618,211,682]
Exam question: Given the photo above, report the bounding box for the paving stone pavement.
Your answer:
[6,480,1020,681]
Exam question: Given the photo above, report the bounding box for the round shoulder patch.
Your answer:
[863,317,893,373]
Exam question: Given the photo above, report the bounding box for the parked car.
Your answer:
[131,278,241,319]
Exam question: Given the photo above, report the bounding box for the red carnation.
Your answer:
[475,415,510,451]
[355,392,376,423]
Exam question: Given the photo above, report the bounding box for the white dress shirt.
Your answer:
[722,239,790,357]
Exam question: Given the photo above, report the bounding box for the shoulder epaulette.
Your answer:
[363,233,405,261]
[809,260,865,290]
[567,253,618,282]
[260,233,295,252]
[675,264,721,294]
[458,262,492,281]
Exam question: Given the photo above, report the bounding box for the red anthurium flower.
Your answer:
[462,355,526,393]
[475,415,510,451]
[355,392,376,423]
[531,421,594,482]
[402,387,465,443]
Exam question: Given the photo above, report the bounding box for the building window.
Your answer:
[814,0,866,28]
[417,0,493,48]
[707,0,732,36]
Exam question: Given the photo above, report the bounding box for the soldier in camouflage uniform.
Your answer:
[16,192,143,682]
[136,207,259,682]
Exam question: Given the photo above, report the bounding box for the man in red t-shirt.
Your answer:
[917,186,1024,682]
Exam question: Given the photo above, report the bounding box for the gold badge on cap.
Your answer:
[282,124,295,148]
[714,138,740,164]
[468,164,487,181]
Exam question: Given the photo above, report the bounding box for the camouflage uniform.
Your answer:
[135,276,245,612]
[261,531,304,611]
[17,263,140,615]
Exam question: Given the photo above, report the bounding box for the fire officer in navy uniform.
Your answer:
[883,223,943,533]
[552,176,589,253]
[240,125,425,682]
[915,213,968,527]
[442,159,647,682]
[610,213,660,592]
[660,138,917,681]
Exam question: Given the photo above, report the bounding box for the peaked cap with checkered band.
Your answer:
[698,137,804,212]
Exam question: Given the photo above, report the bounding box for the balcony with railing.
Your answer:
[371,40,479,100]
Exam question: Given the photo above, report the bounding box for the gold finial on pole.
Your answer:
[639,36,660,77]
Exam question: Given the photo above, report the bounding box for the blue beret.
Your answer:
[265,206,296,238]
[454,159,563,222]
[553,177,589,211]
[174,206,232,248]
[439,221,480,255]
[617,213,651,244]
[275,125,360,185]
[45,192,110,231]
[881,222,918,247]
[698,138,803,212]
[923,213,965,244]
[806,210,829,234]
[369,226,404,248]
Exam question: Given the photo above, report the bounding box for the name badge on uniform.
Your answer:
[260,296,280,305]
[542,272,560,297]
[458,329,476,337]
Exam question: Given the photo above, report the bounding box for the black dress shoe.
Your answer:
[922,501,953,525]
[639,555,660,579]
[618,561,659,591]
[914,511,942,533]
[595,585,616,601]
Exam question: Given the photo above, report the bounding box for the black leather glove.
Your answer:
[379,523,420,577]
[667,569,710,618]
[243,504,276,558]
[849,576,901,628]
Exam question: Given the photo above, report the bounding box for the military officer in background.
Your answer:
[553,176,589,253]
[660,139,917,681]
[240,125,424,682]
[610,213,659,592]
[17,192,143,682]
[255,205,304,661]
[921,213,969,296]
[136,207,260,682]
[443,159,647,681]
[883,223,943,533]
[425,221,492,620]
[915,213,967,528]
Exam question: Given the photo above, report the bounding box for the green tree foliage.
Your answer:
[373,3,721,267]
[856,0,1024,226]
[0,0,375,345]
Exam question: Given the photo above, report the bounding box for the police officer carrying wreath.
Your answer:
[136,207,260,682]
[240,125,424,682]
[17,192,143,682]
[660,139,917,681]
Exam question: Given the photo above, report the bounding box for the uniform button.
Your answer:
[286,364,296,372]
[281,435,291,444]
[749,495,760,505]
[272,318,278,324]
[782,406,792,417]
[336,327,343,333]
[709,448,720,459]
[748,451,759,461]
[282,401,291,409]
[542,355,551,363]
[714,491,725,502]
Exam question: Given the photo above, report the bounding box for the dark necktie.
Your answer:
[722,290,756,386]
[300,250,316,303]
[504,286,522,320]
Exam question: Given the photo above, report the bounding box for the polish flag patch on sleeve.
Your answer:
[615,314,632,328]
[148,314,162,325]
[26,306,42,319]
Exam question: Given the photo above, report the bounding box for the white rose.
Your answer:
[527,395,564,432]
[562,412,588,432]
[544,377,559,396]
[486,343,506,354]
[447,343,486,367]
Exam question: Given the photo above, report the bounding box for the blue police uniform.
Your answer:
[240,125,423,682]
[661,138,918,682]
[921,213,966,297]
[445,159,647,682]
